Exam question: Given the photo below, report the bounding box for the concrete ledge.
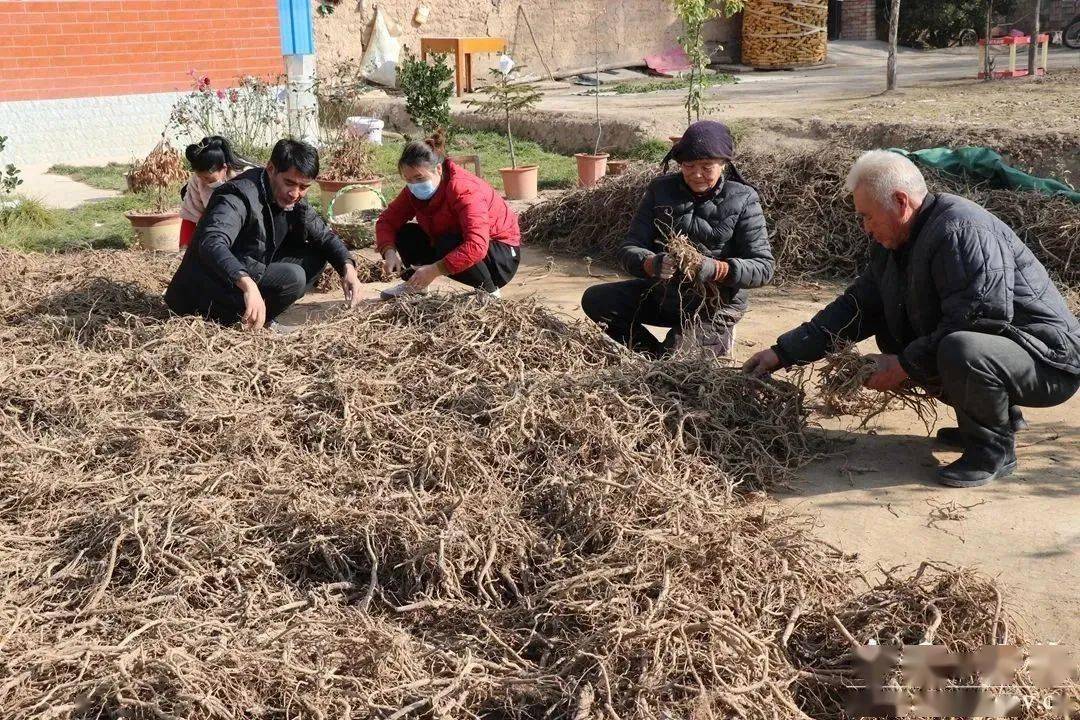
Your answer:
[351,95,653,156]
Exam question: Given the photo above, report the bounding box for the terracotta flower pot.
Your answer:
[575,153,609,188]
[125,210,181,251]
[319,178,383,215]
[607,159,630,176]
[500,165,539,201]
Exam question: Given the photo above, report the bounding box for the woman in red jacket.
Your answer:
[375,130,521,299]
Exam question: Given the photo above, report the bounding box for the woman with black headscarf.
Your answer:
[581,120,774,357]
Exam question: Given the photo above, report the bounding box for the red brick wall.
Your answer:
[0,0,283,102]
[841,0,877,40]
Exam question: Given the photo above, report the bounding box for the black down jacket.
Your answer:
[617,172,774,314]
[776,193,1080,381]
[166,167,352,295]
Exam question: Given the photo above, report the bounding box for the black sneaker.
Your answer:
[935,407,1029,448]
[937,446,1018,488]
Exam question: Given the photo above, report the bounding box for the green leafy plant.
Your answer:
[671,0,746,125]
[0,136,23,196]
[465,68,543,169]
[398,52,455,136]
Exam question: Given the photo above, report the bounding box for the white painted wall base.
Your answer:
[0,91,191,167]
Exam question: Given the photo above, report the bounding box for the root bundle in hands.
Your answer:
[814,342,939,430]
[0,249,1066,719]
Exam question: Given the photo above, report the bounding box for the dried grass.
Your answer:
[811,342,939,431]
[0,249,1070,718]
[519,148,1080,299]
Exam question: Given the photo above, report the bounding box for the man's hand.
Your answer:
[341,264,363,308]
[645,253,675,280]
[695,258,730,285]
[382,247,403,277]
[406,263,442,291]
[237,276,266,329]
[864,353,909,392]
[743,348,782,377]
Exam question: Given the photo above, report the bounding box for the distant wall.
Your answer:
[311,0,739,80]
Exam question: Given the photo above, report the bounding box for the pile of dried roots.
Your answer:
[520,147,1080,299]
[811,342,939,430]
[0,250,1068,718]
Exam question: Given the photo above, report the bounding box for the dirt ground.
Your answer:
[283,245,1080,645]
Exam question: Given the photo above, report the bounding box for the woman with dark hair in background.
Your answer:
[179,136,253,249]
[375,129,521,299]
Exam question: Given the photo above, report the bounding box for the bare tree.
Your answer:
[983,0,994,81]
[1027,0,1042,78]
[887,0,901,91]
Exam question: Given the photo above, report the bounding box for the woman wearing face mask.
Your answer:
[580,120,774,358]
[179,136,253,249]
[375,129,521,299]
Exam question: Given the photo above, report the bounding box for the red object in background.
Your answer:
[179,219,196,249]
[644,47,692,75]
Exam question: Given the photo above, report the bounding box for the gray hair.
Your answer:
[844,150,928,205]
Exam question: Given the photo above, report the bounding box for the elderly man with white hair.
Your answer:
[744,150,1080,488]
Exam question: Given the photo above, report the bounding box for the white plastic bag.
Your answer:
[497,54,515,75]
[359,7,400,87]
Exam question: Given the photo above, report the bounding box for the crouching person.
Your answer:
[581,120,774,357]
[375,129,521,299]
[744,150,1080,488]
[165,139,362,329]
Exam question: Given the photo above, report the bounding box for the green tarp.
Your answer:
[888,146,1080,203]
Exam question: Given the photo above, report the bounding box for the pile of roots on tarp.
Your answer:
[519,149,1080,302]
[0,250,1070,718]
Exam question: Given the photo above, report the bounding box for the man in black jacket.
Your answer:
[745,150,1080,488]
[581,121,774,357]
[165,139,362,328]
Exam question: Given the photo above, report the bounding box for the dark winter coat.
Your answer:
[166,167,353,300]
[617,172,774,315]
[775,193,1080,381]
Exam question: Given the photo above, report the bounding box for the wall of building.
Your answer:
[839,0,876,41]
[311,0,739,81]
[0,0,284,165]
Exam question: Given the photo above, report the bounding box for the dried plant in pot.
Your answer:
[319,136,384,217]
[124,139,187,252]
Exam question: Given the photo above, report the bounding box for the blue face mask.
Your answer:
[407,177,439,200]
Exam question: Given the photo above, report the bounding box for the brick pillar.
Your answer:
[841,0,878,40]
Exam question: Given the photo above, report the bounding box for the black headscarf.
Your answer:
[662,120,750,187]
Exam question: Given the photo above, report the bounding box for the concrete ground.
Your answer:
[283,245,1080,646]
[17,163,119,209]
[511,42,1080,138]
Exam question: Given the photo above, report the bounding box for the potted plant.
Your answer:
[575,34,608,187]
[318,136,383,216]
[466,61,543,201]
[124,139,187,251]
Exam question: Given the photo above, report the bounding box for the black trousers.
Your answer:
[164,246,326,326]
[934,331,1079,455]
[581,278,742,357]
[394,224,519,292]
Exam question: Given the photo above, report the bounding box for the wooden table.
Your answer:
[420,37,507,96]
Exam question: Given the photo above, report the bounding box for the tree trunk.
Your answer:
[984,0,994,81]
[1027,0,1041,78]
[887,0,901,91]
[506,107,516,169]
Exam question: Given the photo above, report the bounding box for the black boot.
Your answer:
[937,442,1017,488]
[936,407,1028,448]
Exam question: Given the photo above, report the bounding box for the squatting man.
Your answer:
[743,150,1079,489]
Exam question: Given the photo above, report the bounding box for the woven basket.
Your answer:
[742,0,829,69]
[327,184,386,250]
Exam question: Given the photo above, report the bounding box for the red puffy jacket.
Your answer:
[375,160,521,275]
